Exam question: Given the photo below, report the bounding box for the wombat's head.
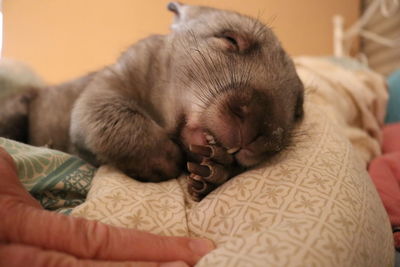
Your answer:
[168,2,304,167]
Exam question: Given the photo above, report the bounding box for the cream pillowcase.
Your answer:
[72,102,393,267]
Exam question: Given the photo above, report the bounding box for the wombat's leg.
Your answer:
[187,144,242,201]
[70,89,184,182]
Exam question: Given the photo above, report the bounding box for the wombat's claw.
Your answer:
[187,174,217,201]
[187,144,236,201]
[189,144,234,165]
[187,162,211,177]
[188,173,208,193]
[187,160,230,185]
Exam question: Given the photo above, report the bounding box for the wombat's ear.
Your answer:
[167,2,186,31]
[167,2,183,16]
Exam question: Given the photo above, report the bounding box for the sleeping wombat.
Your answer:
[0,3,304,200]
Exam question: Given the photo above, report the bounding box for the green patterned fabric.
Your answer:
[0,137,96,214]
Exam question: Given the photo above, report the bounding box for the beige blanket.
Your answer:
[295,57,388,165]
[71,57,393,266]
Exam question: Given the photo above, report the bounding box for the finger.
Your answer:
[0,146,42,208]
[0,146,16,167]
[1,203,214,265]
[0,243,189,267]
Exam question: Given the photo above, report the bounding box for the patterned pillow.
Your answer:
[71,102,394,266]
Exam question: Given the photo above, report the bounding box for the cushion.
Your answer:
[71,102,394,266]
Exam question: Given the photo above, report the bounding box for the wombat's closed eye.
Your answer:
[214,31,254,53]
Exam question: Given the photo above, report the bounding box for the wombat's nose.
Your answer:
[230,104,249,121]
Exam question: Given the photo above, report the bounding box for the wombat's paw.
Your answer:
[146,138,184,182]
[186,144,236,201]
[121,138,184,183]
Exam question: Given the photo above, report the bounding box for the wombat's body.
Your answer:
[0,3,304,200]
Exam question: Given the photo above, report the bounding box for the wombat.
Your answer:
[0,2,304,200]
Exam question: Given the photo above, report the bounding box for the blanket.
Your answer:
[368,123,400,250]
[294,57,388,165]
[0,137,95,214]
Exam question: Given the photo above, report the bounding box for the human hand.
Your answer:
[0,147,215,266]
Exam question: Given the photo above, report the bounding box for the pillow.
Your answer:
[71,102,394,266]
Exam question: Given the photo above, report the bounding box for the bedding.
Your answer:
[69,101,393,266]
[0,137,95,214]
[0,57,394,266]
[386,69,400,124]
[369,123,400,250]
[294,56,388,165]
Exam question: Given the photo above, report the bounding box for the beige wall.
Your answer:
[3,0,359,84]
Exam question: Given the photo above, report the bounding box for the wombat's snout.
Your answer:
[229,103,249,121]
[205,92,263,148]
[202,90,287,167]
[226,101,261,148]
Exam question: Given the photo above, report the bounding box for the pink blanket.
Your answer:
[369,123,400,249]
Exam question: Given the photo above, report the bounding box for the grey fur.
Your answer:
[0,3,304,184]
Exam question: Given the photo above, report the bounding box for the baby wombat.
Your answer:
[0,3,304,200]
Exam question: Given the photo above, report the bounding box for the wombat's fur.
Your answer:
[0,3,304,200]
